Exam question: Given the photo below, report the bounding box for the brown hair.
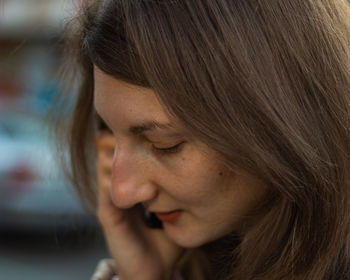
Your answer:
[59,0,350,279]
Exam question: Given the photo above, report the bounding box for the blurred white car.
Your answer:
[0,111,95,231]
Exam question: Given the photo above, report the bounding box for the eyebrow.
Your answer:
[129,121,176,135]
[95,110,182,137]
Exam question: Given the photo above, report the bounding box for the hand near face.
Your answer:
[96,132,184,280]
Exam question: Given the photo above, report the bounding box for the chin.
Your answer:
[163,222,215,248]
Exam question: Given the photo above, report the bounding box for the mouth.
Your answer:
[154,210,184,223]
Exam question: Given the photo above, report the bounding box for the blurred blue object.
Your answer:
[0,111,95,231]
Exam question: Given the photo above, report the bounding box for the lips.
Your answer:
[154,210,183,223]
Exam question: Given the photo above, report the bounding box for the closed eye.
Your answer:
[152,142,184,155]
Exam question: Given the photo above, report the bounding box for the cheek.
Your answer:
[158,155,228,203]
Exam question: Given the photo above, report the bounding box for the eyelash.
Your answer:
[152,142,184,155]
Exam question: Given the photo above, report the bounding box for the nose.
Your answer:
[110,146,158,209]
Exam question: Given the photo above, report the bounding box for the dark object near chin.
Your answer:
[144,211,163,229]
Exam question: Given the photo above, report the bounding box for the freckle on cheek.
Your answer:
[219,171,223,176]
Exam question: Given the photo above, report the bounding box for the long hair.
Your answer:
[59,0,350,279]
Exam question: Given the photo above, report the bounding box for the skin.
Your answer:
[94,67,267,279]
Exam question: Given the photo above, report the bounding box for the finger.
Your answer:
[96,150,124,228]
[97,145,113,174]
[99,148,115,160]
[98,154,113,174]
[96,134,115,150]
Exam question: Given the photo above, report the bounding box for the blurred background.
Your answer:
[0,0,109,279]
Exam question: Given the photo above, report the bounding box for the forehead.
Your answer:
[93,67,171,127]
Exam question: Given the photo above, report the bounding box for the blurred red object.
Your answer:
[5,163,36,195]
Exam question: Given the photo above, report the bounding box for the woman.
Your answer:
[59,0,350,279]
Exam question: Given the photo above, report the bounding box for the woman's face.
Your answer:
[94,67,267,248]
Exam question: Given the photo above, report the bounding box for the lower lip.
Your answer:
[155,210,183,223]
